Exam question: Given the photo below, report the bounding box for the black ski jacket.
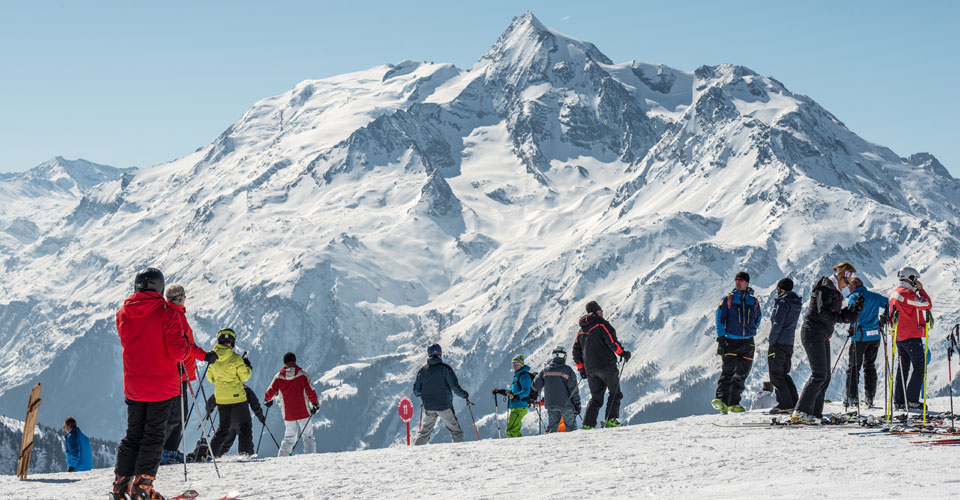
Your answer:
[573,313,624,373]
[413,357,469,411]
[768,291,802,346]
[533,356,581,409]
[799,276,859,343]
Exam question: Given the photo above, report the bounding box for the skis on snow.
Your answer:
[169,490,240,500]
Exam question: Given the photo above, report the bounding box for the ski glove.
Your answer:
[578,368,587,379]
[310,403,320,415]
[491,388,506,396]
[204,351,219,364]
[574,403,581,414]
[67,466,75,472]
[847,325,856,338]
[849,295,865,313]
[619,351,632,362]
[264,399,273,407]
[242,354,252,368]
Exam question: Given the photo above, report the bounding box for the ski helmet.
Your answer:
[552,345,567,359]
[217,328,236,346]
[134,267,164,295]
[898,266,920,283]
[427,343,442,357]
[165,283,185,304]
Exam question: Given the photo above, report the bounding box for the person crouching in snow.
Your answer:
[492,354,532,437]
[412,343,470,445]
[533,346,581,432]
[264,352,319,455]
[207,329,255,457]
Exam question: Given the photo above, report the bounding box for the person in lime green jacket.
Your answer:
[206,328,254,456]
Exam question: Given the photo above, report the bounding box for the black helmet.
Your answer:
[134,268,164,295]
[217,328,236,347]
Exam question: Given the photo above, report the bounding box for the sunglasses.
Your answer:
[734,278,746,283]
[511,362,522,366]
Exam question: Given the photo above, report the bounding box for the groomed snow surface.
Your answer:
[3,399,958,499]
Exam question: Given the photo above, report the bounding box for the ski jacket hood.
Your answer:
[264,362,319,421]
[889,285,932,341]
[413,357,468,411]
[849,286,888,341]
[207,344,252,405]
[799,276,858,342]
[116,291,193,401]
[716,288,762,339]
[573,313,624,373]
[508,365,532,409]
[532,357,580,409]
[768,290,802,346]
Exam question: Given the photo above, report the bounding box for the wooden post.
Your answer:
[17,383,42,480]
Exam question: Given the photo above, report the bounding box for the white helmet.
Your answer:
[552,345,567,358]
[898,266,920,283]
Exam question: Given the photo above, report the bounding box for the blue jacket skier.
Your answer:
[493,354,531,437]
[64,417,93,472]
[713,271,761,414]
[844,277,888,407]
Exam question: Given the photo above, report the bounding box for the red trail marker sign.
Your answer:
[399,397,414,445]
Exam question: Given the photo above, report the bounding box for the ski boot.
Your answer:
[843,397,858,409]
[711,398,729,415]
[128,474,166,500]
[729,405,746,413]
[768,407,793,415]
[604,418,622,428]
[789,411,820,425]
[581,425,595,430]
[111,474,131,500]
[864,397,874,409]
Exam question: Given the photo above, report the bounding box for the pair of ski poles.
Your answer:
[254,405,282,455]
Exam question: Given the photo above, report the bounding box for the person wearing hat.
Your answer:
[264,352,320,455]
[792,262,863,424]
[713,271,762,414]
[888,266,933,410]
[160,283,217,465]
[844,277,888,408]
[533,346,581,432]
[207,328,254,457]
[494,354,533,437]
[573,301,630,429]
[412,344,470,445]
[766,277,802,413]
[113,268,211,500]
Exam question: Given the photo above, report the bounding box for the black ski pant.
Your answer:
[715,338,755,407]
[162,380,189,452]
[796,337,831,418]
[845,340,880,402]
[115,397,175,478]
[894,338,925,406]
[583,366,623,428]
[767,343,798,410]
[209,401,254,456]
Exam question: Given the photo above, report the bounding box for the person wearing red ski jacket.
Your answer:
[112,268,210,500]
[888,266,933,409]
[264,353,319,455]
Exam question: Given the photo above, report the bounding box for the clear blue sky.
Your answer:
[2,1,957,176]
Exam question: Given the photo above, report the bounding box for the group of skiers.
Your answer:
[712,262,934,424]
[111,268,319,500]
[412,300,631,444]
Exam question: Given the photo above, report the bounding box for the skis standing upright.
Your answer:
[16,383,42,480]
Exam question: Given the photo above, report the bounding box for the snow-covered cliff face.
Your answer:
[0,12,958,450]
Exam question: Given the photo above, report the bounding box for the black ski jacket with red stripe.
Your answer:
[573,313,624,373]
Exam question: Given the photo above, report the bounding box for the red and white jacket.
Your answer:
[889,283,932,341]
[169,302,207,382]
[263,363,319,421]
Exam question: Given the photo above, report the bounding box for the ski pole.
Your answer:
[948,326,957,431]
[184,373,221,478]
[880,316,890,423]
[465,399,481,441]
[829,334,851,380]
[889,309,899,419]
[184,364,210,429]
[493,392,502,439]
[923,310,932,425]
[290,414,315,455]
[418,404,423,431]
[178,372,189,481]
[256,405,270,455]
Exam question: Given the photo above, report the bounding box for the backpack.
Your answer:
[521,371,540,405]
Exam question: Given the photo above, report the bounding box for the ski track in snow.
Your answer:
[2,401,958,499]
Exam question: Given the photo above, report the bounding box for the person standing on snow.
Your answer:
[264,352,320,455]
[64,416,93,472]
[844,277,888,408]
[791,262,863,424]
[207,329,255,458]
[573,301,630,429]
[532,346,581,432]
[159,284,211,465]
[203,385,267,456]
[412,344,470,445]
[713,271,762,414]
[889,267,933,411]
[767,277,802,414]
[492,354,533,437]
[113,268,214,500]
